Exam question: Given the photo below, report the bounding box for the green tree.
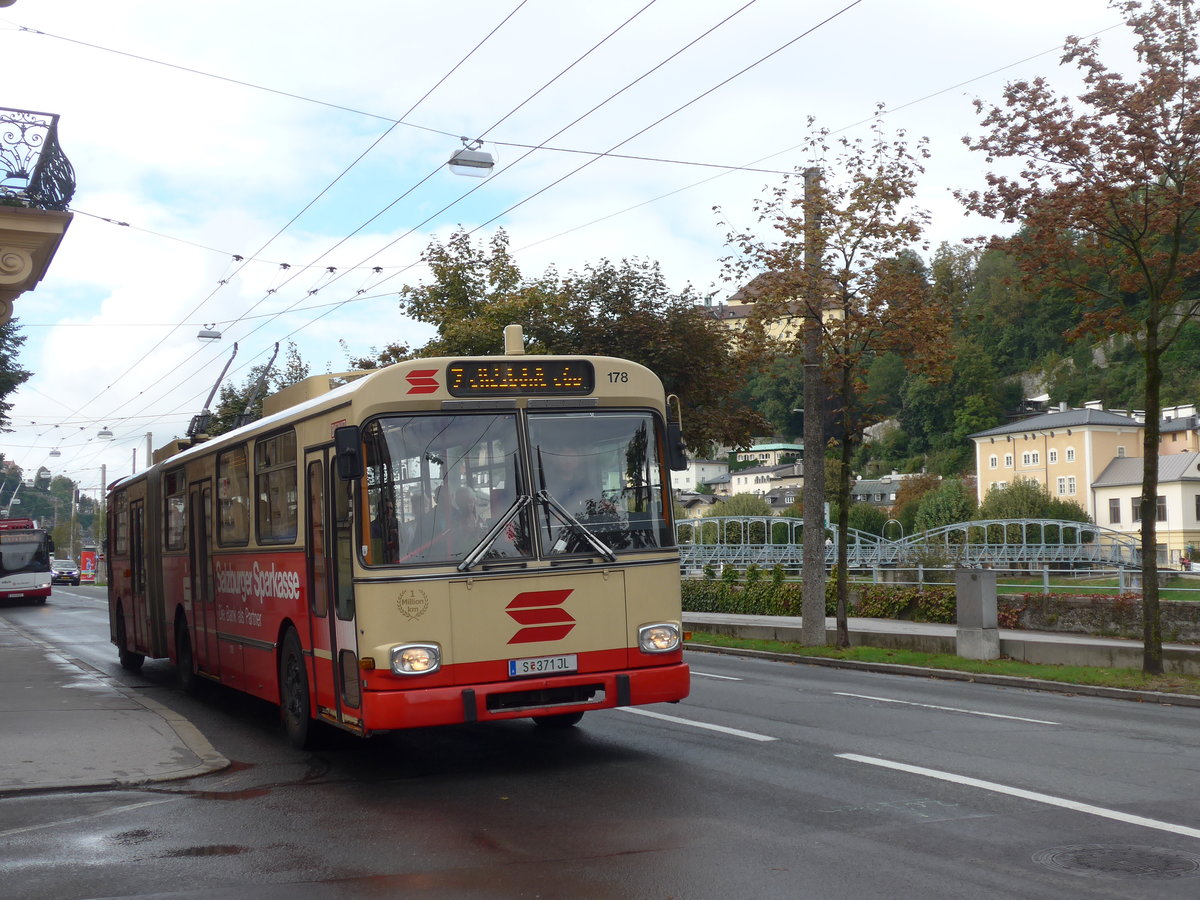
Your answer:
[0,317,31,433]
[913,479,977,532]
[209,342,311,436]
[705,493,773,517]
[961,0,1200,672]
[395,228,770,453]
[722,115,954,647]
[978,478,1057,519]
[847,502,888,536]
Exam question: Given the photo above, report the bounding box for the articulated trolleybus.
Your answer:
[108,326,690,746]
[0,517,53,604]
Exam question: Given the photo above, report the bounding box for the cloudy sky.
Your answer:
[2,0,1135,497]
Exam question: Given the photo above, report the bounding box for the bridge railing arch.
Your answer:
[675,516,1142,572]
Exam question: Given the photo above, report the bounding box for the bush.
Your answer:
[682,579,955,622]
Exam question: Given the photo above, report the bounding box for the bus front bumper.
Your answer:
[360,661,690,732]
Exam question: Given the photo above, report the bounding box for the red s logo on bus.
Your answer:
[405,369,439,394]
[506,589,576,644]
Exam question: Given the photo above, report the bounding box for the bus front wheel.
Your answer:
[279,629,312,750]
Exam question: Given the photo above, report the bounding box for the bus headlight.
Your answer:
[390,643,441,675]
[638,623,681,654]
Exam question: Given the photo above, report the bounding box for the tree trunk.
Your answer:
[799,167,827,647]
[1141,327,1164,675]
[835,424,853,649]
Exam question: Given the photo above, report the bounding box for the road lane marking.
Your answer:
[692,671,743,681]
[0,797,179,838]
[619,707,777,741]
[834,692,1060,725]
[838,753,1200,841]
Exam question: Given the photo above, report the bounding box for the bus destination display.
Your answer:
[446,360,595,397]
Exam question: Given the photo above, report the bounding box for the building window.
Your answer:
[1049,449,1058,464]
[785,495,795,504]
[1068,476,1077,495]
[1157,495,1167,521]
[989,455,998,469]
[1195,494,1200,522]
[1066,447,1076,462]
[1117,446,1126,458]
[1133,497,1142,520]
[1004,454,1014,468]
[1022,452,1032,466]
[1109,498,1121,524]
[1057,477,1067,496]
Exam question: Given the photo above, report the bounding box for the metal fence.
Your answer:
[2,107,75,211]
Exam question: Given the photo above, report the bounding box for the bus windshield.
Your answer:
[361,409,673,568]
[0,533,51,578]
[529,411,673,557]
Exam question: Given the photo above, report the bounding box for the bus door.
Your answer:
[129,500,149,651]
[188,480,218,675]
[305,452,361,729]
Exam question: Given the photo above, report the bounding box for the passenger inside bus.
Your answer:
[370,496,400,562]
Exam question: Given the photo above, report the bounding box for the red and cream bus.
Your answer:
[0,517,53,604]
[107,326,690,746]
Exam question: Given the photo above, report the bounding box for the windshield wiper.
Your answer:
[458,495,533,572]
[537,489,617,562]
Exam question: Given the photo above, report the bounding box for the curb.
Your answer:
[685,641,1200,709]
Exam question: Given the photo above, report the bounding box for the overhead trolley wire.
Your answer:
[55,0,534,438]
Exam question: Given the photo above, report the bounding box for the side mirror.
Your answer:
[665,395,688,472]
[333,425,363,481]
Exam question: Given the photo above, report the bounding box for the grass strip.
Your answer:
[686,630,1200,696]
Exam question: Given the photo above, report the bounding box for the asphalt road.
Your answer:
[3,587,1200,899]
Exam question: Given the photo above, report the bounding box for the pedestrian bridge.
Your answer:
[675,517,1142,572]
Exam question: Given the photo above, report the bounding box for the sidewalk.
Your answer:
[0,617,228,795]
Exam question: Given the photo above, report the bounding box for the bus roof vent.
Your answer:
[503,324,525,356]
[262,371,368,417]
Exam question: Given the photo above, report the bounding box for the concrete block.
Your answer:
[956,626,1000,660]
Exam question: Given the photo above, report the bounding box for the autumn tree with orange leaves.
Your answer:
[960,0,1200,674]
[724,116,952,647]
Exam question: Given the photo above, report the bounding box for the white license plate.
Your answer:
[508,653,578,678]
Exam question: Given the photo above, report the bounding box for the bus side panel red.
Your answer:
[211,549,308,702]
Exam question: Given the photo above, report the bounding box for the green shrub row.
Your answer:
[681,579,958,623]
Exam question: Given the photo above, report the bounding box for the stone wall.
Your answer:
[1000,593,1200,644]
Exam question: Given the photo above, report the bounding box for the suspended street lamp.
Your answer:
[197,324,222,341]
[98,427,114,440]
[447,138,494,177]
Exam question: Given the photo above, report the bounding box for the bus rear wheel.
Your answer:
[116,606,144,672]
[532,711,584,728]
[176,622,200,694]
[279,629,312,750]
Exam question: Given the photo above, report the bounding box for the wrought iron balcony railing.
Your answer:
[1,107,75,212]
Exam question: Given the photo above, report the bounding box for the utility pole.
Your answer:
[800,167,827,647]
